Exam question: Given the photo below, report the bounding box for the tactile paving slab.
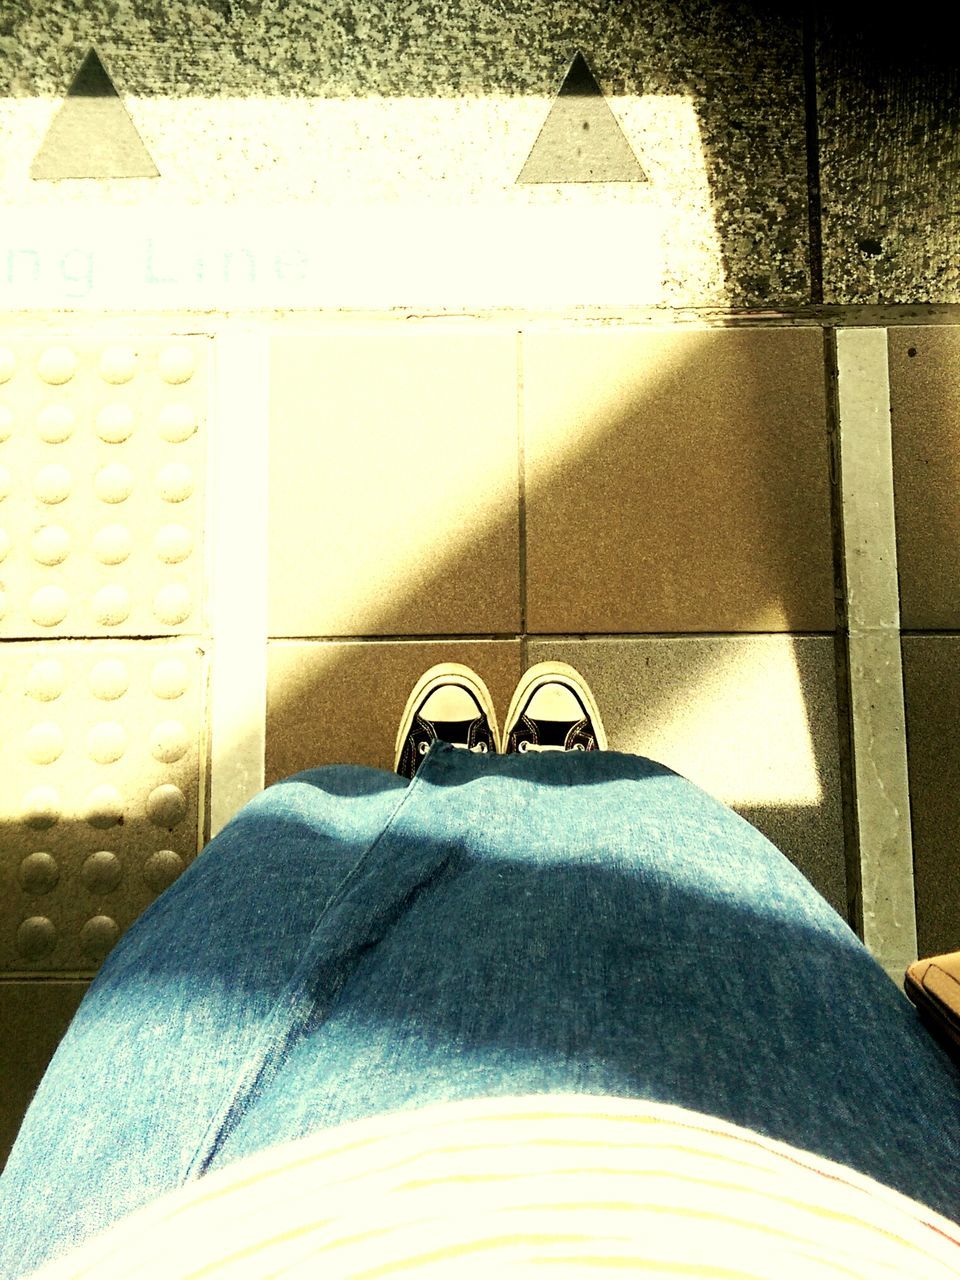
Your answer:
[0,639,207,975]
[0,335,207,638]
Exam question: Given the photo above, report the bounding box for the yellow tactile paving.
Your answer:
[0,639,207,975]
[0,336,208,638]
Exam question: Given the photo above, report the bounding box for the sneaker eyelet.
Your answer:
[477,742,487,752]
[418,741,429,755]
[573,743,586,751]
[518,740,529,753]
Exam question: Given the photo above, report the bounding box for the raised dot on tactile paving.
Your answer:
[0,348,15,383]
[150,658,187,699]
[96,403,135,443]
[95,463,133,504]
[30,585,69,627]
[19,851,60,895]
[89,657,129,700]
[98,345,138,384]
[81,850,122,894]
[87,720,127,763]
[153,584,191,625]
[27,721,65,764]
[34,463,72,504]
[0,405,13,440]
[17,917,56,960]
[149,719,189,763]
[154,524,192,563]
[0,528,10,562]
[22,785,61,829]
[147,783,186,829]
[32,524,71,565]
[83,783,123,828]
[158,404,198,443]
[37,404,75,443]
[92,584,131,626]
[157,462,194,503]
[80,916,120,959]
[37,345,79,385]
[0,465,11,501]
[143,849,184,892]
[93,523,131,565]
[27,658,66,700]
[158,345,195,384]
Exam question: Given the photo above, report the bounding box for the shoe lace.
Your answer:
[518,741,586,752]
[418,740,488,755]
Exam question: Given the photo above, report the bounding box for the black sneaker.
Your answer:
[394,663,499,780]
[501,661,608,754]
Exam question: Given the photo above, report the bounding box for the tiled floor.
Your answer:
[2,0,959,1171]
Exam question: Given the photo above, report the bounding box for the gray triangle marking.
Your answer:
[518,50,647,184]
[31,47,159,180]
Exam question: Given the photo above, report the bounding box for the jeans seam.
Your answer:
[182,744,444,1182]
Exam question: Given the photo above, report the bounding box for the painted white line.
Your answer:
[208,329,268,838]
[836,327,917,986]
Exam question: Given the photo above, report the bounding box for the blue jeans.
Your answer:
[2,743,959,1277]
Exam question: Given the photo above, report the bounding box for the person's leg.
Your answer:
[3,742,959,1279]
[0,763,408,1278]
[207,742,960,1226]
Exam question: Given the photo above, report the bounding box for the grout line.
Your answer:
[265,631,840,643]
[836,327,917,986]
[208,328,268,838]
[823,328,863,938]
[516,328,528,671]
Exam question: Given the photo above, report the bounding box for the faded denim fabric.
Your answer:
[2,742,958,1278]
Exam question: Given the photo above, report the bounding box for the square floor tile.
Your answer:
[901,636,960,957]
[268,332,520,638]
[266,639,524,784]
[523,327,835,634]
[889,327,960,629]
[0,980,88,1173]
[528,635,849,919]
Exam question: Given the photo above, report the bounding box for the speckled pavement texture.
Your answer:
[2,0,959,1173]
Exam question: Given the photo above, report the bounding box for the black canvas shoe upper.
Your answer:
[504,711,597,754]
[397,709,496,781]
